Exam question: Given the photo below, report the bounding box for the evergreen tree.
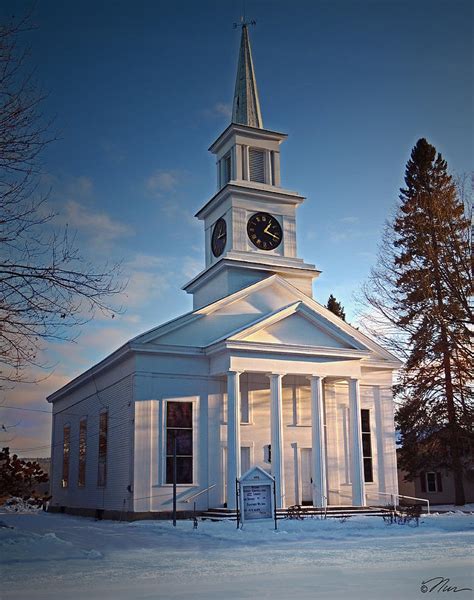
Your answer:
[362,138,473,505]
[0,447,48,497]
[326,294,346,321]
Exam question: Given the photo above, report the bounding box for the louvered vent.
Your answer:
[249,148,265,183]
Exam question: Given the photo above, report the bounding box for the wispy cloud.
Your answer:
[67,175,93,196]
[181,256,202,279]
[201,102,232,120]
[144,169,198,227]
[329,216,365,243]
[61,200,134,241]
[0,369,70,456]
[146,170,181,196]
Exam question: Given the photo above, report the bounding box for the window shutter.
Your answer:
[420,472,426,492]
[436,472,443,492]
[249,148,265,183]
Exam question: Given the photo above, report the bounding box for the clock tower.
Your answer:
[183,23,320,309]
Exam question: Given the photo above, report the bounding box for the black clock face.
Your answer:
[211,217,227,257]
[247,212,283,251]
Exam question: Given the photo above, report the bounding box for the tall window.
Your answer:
[249,148,265,183]
[78,417,87,487]
[166,401,193,484]
[97,410,108,487]
[361,409,373,483]
[62,424,70,488]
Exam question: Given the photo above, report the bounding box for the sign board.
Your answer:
[238,466,275,523]
[242,484,271,519]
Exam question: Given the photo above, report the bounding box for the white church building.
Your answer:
[48,24,400,519]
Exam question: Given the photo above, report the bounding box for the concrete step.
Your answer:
[200,505,392,521]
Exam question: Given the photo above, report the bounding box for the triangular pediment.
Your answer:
[227,302,364,351]
[238,311,353,348]
[131,275,401,366]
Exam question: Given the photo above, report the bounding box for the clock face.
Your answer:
[211,217,227,257]
[247,212,283,251]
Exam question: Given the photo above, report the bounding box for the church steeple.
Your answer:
[232,23,263,129]
[183,21,320,309]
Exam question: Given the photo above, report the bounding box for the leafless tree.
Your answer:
[0,13,124,386]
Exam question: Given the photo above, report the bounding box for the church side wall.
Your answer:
[133,354,223,513]
[49,356,135,514]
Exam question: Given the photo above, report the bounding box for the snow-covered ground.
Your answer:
[1,509,473,600]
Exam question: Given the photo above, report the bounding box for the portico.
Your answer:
[222,357,368,510]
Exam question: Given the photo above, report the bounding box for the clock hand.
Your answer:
[265,231,280,241]
[263,221,281,240]
[263,221,273,234]
[217,232,226,239]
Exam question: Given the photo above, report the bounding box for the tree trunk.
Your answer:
[429,204,466,505]
[442,342,466,505]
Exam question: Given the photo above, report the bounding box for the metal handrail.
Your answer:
[322,495,328,520]
[378,491,430,515]
[181,484,216,504]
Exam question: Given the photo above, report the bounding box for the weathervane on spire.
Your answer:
[233,1,256,28]
[231,4,262,129]
[233,17,256,29]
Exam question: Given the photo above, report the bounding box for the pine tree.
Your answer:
[326,294,346,321]
[0,447,48,497]
[362,138,473,505]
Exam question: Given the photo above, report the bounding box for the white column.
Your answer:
[272,151,281,186]
[309,375,327,508]
[242,145,249,180]
[264,150,272,185]
[234,144,242,180]
[349,378,366,506]
[269,373,285,508]
[226,370,241,510]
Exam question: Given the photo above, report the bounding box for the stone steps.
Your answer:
[200,505,392,521]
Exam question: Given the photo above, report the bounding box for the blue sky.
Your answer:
[1,0,472,455]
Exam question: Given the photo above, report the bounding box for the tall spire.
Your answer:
[232,23,263,129]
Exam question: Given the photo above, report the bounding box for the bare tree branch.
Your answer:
[0,12,125,386]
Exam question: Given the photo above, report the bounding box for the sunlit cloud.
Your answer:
[61,200,134,241]
[0,369,70,457]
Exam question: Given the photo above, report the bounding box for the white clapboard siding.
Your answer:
[51,370,134,513]
[249,148,265,183]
